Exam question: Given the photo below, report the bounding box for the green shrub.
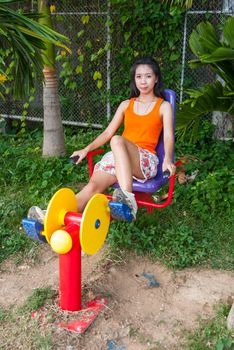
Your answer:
[0,128,99,262]
[108,210,210,269]
[188,168,233,216]
[110,0,183,106]
[175,120,234,218]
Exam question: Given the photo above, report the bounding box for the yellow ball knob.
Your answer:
[50,230,72,254]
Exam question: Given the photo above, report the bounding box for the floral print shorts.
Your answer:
[94,147,159,183]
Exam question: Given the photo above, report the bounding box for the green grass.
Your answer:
[0,128,99,263]
[0,127,233,270]
[19,287,55,314]
[183,304,234,350]
[0,287,55,350]
[108,205,234,269]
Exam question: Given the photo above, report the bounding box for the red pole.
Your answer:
[59,224,82,311]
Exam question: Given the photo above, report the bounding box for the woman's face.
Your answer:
[135,64,157,95]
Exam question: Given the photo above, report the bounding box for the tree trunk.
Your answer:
[43,67,65,155]
[38,0,66,156]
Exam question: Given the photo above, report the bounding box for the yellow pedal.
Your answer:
[43,188,78,243]
[80,194,110,255]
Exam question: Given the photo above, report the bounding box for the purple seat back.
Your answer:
[132,89,176,193]
[156,89,176,178]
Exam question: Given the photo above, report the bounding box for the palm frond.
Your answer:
[0,0,20,3]
[189,22,220,56]
[0,1,71,99]
[223,17,234,49]
[188,21,234,84]
[178,18,234,142]
[0,5,70,49]
[177,81,234,142]
[201,47,234,63]
[17,25,71,52]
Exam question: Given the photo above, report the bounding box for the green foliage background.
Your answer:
[110,0,183,104]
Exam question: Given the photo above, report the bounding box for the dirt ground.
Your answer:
[1,244,234,350]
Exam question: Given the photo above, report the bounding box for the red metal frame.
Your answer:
[58,212,87,311]
[59,213,83,311]
[87,151,182,211]
[87,149,104,178]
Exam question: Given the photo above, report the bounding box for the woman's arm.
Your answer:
[160,101,176,176]
[71,100,129,163]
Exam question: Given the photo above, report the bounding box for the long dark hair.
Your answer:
[129,57,165,99]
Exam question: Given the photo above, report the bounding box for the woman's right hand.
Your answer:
[70,147,89,164]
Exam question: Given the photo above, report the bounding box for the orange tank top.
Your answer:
[122,97,163,154]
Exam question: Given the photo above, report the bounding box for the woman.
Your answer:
[28,56,175,222]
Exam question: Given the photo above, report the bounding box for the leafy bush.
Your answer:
[188,168,233,216]
[108,208,210,269]
[0,128,99,262]
[175,120,234,218]
[110,0,183,105]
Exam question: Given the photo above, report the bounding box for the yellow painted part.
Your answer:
[50,229,72,254]
[80,194,110,255]
[43,188,78,243]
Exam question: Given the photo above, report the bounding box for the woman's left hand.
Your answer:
[162,160,176,176]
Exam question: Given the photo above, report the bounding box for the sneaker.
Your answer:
[27,206,46,224]
[112,188,138,220]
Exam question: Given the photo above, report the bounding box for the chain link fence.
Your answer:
[1,0,110,127]
[52,0,110,127]
[0,0,233,130]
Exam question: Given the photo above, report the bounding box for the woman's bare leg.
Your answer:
[76,136,143,216]
[75,171,117,212]
[110,135,144,192]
